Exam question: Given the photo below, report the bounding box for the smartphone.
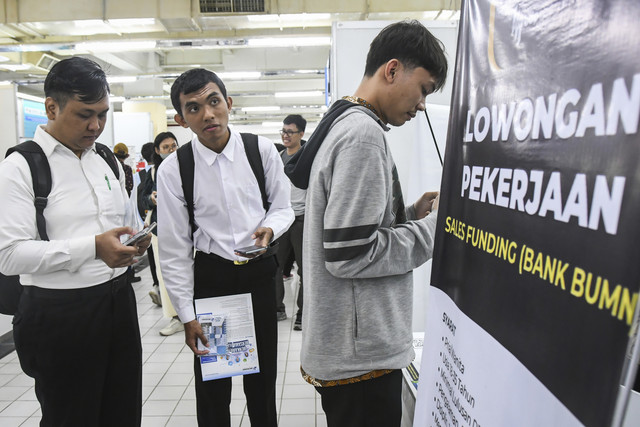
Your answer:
[123,222,156,246]
[234,244,267,257]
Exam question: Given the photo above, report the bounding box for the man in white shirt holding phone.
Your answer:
[0,57,150,426]
[157,68,293,427]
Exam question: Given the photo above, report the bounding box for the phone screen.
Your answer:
[234,245,267,257]
[124,222,156,246]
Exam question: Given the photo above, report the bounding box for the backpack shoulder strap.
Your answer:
[241,133,270,211]
[95,142,120,180]
[176,142,197,235]
[6,141,51,241]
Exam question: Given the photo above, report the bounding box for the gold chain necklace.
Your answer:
[342,96,381,120]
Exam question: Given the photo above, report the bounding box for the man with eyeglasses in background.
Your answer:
[275,115,307,330]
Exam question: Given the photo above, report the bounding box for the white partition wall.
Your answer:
[0,84,19,159]
[330,20,458,332]
[113,111,153,154]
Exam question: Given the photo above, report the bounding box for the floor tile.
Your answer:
[0,260,329,425]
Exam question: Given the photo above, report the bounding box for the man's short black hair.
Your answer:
[283,114,307,132]
[44,57,110,109]
[364,20,448,92]
[170,69,228,117]
[141,142,155,164]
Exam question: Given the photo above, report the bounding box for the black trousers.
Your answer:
[146,244,160,286]
[193,252,278,427]
[316,370,403,427]
[275,215,304,319]
[13,273,142,427]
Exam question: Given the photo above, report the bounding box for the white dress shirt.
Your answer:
[157,130,294,323]
[0,125,134,288]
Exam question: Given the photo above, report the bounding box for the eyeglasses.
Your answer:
[159,143,178,152]
[279,129,301,136]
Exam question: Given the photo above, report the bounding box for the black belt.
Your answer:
[199,246,277,266]
[22,272,129,298]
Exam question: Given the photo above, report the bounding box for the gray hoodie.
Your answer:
[301,106,438,381]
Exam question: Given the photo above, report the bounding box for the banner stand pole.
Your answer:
[612,297,640,426]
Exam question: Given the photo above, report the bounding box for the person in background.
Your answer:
[139,131,182,335]
[114,142,134,197]
[275,114,307,331]
[138,142,160,302]
[157,68,293,427]
[284,20,447,427]
[0,56,150,426]
[114,142,142,284]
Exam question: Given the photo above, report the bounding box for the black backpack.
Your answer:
[0,140,120,315]
[176,133,270,237]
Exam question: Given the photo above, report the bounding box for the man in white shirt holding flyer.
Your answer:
[157,68,293,427]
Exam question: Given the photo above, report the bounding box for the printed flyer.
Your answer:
[195,293,260,381]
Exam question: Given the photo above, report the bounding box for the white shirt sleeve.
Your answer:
[156,155,197,323]
[0,153,95,276]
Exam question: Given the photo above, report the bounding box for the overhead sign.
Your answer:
[415,1,640,426]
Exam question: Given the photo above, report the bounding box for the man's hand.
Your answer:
[95,227,141,268]
[413,191,439,219]
[251,227,274,248]
[133,233,152,256]
[185,319,211,356]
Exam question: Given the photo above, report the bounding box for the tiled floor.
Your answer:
[0,263,326,426]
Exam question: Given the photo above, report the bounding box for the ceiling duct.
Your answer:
[35,54,60,71]
[199,0,265,13]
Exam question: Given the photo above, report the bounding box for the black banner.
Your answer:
[432,1,640,426]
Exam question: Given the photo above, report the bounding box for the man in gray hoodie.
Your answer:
[284,20,448,427]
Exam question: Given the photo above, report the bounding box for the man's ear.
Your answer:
[226,96,233,111]
[44,97,58,120]
[174,113,188,128]
[384,59,400,82]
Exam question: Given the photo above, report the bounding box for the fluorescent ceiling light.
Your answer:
[108,18,156,27]
[422,11,440,20]
[109,96,126,103]
[247,14,278,22]
[275,91,324,98]
[0,64,30,71]
[76,40,156,52]
[107,76,137,83]
[247,13,331,22]
[217,71,261,80]
[436,10,460,20]
[279,13,331,21]
[74,20,106,28]
[241,106,281,112]
[261,121,283,127]
[0,55,10,62]
[247,37,330,48]
[16,92,45,103]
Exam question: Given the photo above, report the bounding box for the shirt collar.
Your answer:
[34,125,98,158]
[193,129,240,166]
